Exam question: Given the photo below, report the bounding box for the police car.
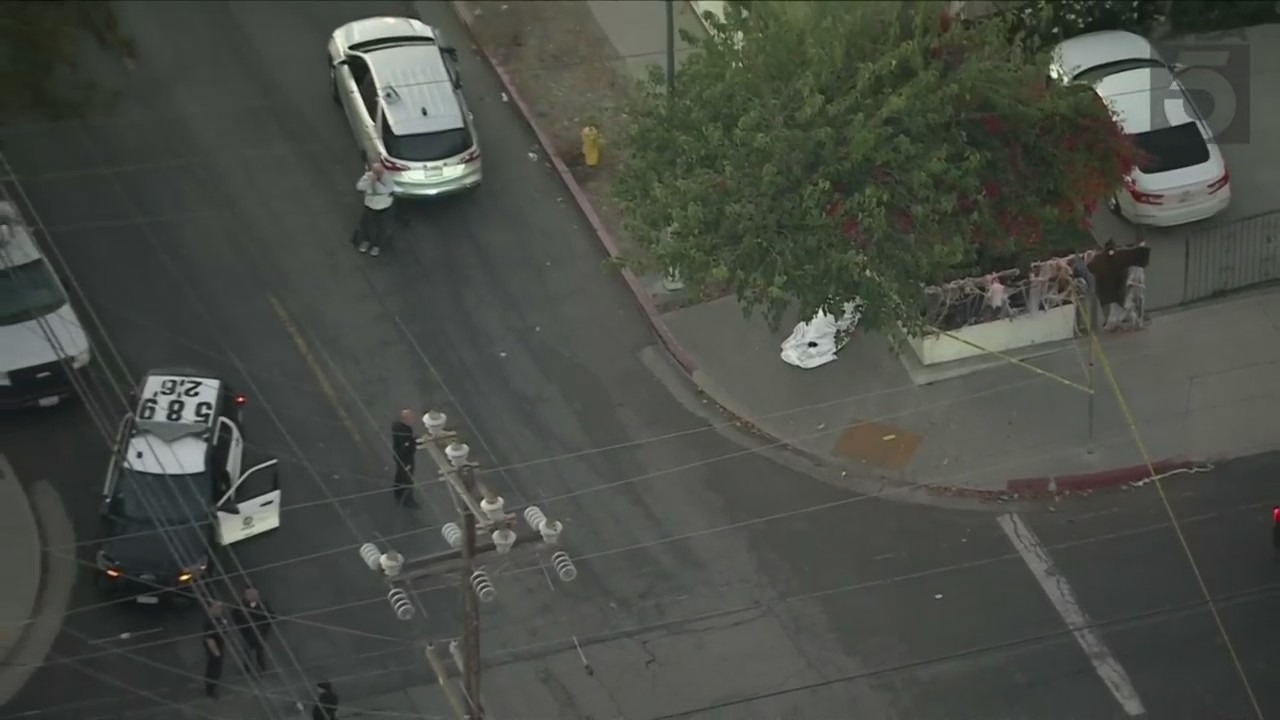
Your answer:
[96,369,282,604]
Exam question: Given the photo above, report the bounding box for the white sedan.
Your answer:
[1050,31,1231,227]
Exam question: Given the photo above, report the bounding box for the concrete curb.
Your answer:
[0,480,74,707]
[1006,457,1208,495]
[447,0,699,375]
[0,455,42,674]
[443,2,1211,505]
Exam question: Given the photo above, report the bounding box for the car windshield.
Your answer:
[0,258,67,327]
[111,468,210,525]
[1132,122,1209,174]
[350,37,435,54]
[382,117,472,162]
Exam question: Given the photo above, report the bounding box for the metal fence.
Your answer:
[1181,209,1280,305]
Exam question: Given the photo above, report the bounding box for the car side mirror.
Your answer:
[1170,62,1187,75]
[443,47,459,61]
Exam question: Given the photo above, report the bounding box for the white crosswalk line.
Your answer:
[998,513,1147,717]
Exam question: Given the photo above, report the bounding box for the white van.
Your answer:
[0,201,91,409]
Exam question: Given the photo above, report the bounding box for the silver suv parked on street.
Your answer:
[328,17,481,197]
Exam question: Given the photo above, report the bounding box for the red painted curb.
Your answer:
[449,2,699,375]
[1006,458,1202,495]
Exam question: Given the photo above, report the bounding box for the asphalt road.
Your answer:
[2,1,1280,720]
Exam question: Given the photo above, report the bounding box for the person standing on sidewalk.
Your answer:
[354,162,397,257]
[202,601,230,699]
[232,585,274,673]
[391,409,419,508]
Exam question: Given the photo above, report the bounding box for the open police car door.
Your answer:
[215,459,281,545]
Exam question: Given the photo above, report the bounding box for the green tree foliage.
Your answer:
[614,2,1141,333]
[0,1,134,121]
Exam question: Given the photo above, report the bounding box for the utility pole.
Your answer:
[1074,253,1101,455]
[665,0,676,94]
[359,411,578,720]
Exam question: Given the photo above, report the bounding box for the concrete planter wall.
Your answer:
[907,302,1076,365]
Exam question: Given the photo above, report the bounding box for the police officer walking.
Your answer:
[391,409,419,508]
[232,585,274,673]
[202,601,230,699]
[310,680,340,720]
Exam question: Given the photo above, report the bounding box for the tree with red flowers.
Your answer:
[614,1,1141,333]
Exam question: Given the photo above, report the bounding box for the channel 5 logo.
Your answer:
[1159,30,1251,145]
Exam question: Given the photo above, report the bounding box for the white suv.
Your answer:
[328,16,482,197]
[0,201,91,409]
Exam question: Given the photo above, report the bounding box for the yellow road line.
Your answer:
[268,294,379,466]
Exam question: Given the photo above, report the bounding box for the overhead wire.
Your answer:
[0,29,1243,718]
[24,372,1240,638]
[1080,287,1265,719]
[12,451,1259,720]
[0,207,290,720]
[27,315,1202,563]
[5,167,1259,717]
[1,172,290,717]
[2,148,352,716]
[25,519,1280,720]
[25,485,1263,682]
[60,128,386,716]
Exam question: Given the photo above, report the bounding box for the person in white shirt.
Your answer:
[354,163,397,257]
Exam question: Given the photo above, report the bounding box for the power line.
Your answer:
[0,156,342,715]
[29,316,1193,562]
[0,28,1222,715]
[644,578,1280,720]
[11,232,1182,506]
[25,384,1229,641]
[30,530,1280,720]
[2,173,296,718]
[17,474,1260,719]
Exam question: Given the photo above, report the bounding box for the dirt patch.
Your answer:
[831,421,924,471]
[458,2,643,258]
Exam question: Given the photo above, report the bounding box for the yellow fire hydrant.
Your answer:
[581,126,601,167]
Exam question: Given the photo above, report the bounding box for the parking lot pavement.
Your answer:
[1017,453,1280,720]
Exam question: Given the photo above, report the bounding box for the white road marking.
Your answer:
[998,513,1147,717]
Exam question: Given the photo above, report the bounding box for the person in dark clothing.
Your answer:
[391,409,419,508]
[232,586,273,672]
[202,602,229,698]
[311,680,339,720]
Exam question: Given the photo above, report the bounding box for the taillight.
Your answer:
[1125,179,1163,205]
[1208,169,1230,194]
[458,147,480,164]
[1272,507,1279,524]
[380,156,410,172]
[234,393,247,406]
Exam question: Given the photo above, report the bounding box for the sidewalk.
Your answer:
[455,1,1280,498]
[665,289,1280,496]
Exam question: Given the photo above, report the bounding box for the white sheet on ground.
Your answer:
[780,302,863,369]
